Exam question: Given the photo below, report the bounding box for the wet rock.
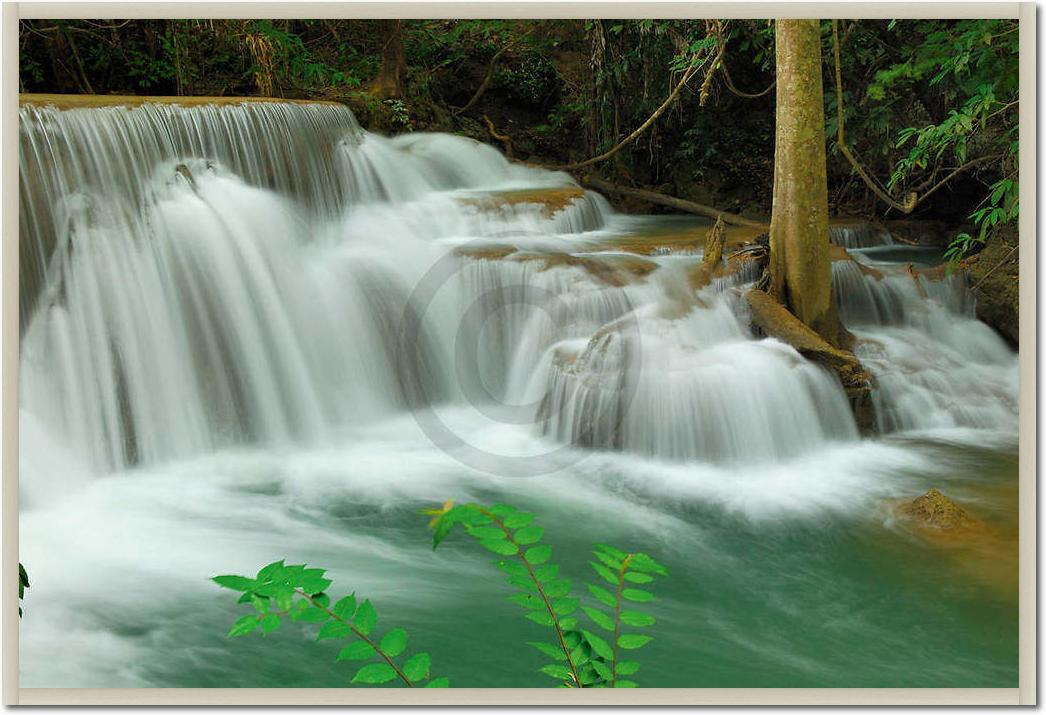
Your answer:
[744,288,876,433]
[964,236,1018,346]
[460,187,585,218]
[898,488,975,530]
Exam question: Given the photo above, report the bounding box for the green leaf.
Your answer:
[333,594,357,620]
[623,571,653,584]
[354,599,377,635]
[617,634,653,650]
[510,593,545,610]
[403,652,431,682]
[495,560,528,577]
[553,597,579,615]
[534,564,560,582]
[539,664,572,681]
[582,630,614,660]
[274,589,293,611]
[489,503,517,517]
[581,605,615,631]
[593,550,622,570]
[620,610,655,627]
[425,677,450,688]
[250,594,269,613]
[560,617,578,630]
[628,553,667,575]
[466,526,507,540]
[569,642,590,666]
[256,560,286,582]
[380,627,408,657]
[593,543,628,561]
[577,662,601,685]
[525,611,554,627]
[622,588,653,603]
[337,641,375,661]
[587,583,617,607]
[514,526,544,545]
[617,660,640,675]
[227,615,258,637]
[479,539,518,556]
[352,662,398,684]
[503,512,534,529]
[432,517,453,550]
[317,621,352,641]
[589,561,618,584]
[301,575,333,595]
[525,545,552,565]
[591,659,613,681]
[506,575,538,592]
[528,641,567,661]
[544,579,572,598]
[212,575,256,592]
[615,680,638,688]
[259,613,280,635]
[295,605,330,623]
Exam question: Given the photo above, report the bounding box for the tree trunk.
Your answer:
[371,20,406,99]
[768,20,841,346]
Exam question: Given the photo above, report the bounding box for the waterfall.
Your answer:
[18,99,1017,491]
[832,258,1017,434]
[829,224,894,249]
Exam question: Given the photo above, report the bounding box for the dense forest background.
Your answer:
[20,18,1018,246]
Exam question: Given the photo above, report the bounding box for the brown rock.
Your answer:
[899,488,975,530]
[965,236,1018,346]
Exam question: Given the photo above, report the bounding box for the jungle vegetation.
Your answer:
[19,17,1019,264]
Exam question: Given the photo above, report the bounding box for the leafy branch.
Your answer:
[214,560,448,687]
[214,500,669,688]
[427,500,667,687]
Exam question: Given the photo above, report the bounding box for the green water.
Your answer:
[87,436,1017,689]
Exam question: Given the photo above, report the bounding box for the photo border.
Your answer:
[2,2,1035,705]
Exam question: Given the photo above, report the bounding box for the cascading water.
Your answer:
[18,99,1019,689]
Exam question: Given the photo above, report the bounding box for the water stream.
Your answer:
[18,101,1018,687]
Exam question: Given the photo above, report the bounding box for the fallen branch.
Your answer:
[583,177,765,228]
[482,114,513,158]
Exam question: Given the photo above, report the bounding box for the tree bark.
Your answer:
[768,20,841,346]
[371,20,406,99]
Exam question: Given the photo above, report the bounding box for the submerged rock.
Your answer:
[898,488,976,530]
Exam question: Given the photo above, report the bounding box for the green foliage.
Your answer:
[18,563,29,618]
[857,19,1018,257]
[213,560,445,687]
[215,501,669,688]
[427,501,668,687]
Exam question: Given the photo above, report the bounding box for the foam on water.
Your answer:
[18,100,1019,688]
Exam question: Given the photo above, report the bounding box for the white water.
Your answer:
[18,101,1019,687]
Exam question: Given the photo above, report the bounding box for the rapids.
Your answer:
[18,100,1018,688]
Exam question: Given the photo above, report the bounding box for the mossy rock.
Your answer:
[898,489,976,531]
